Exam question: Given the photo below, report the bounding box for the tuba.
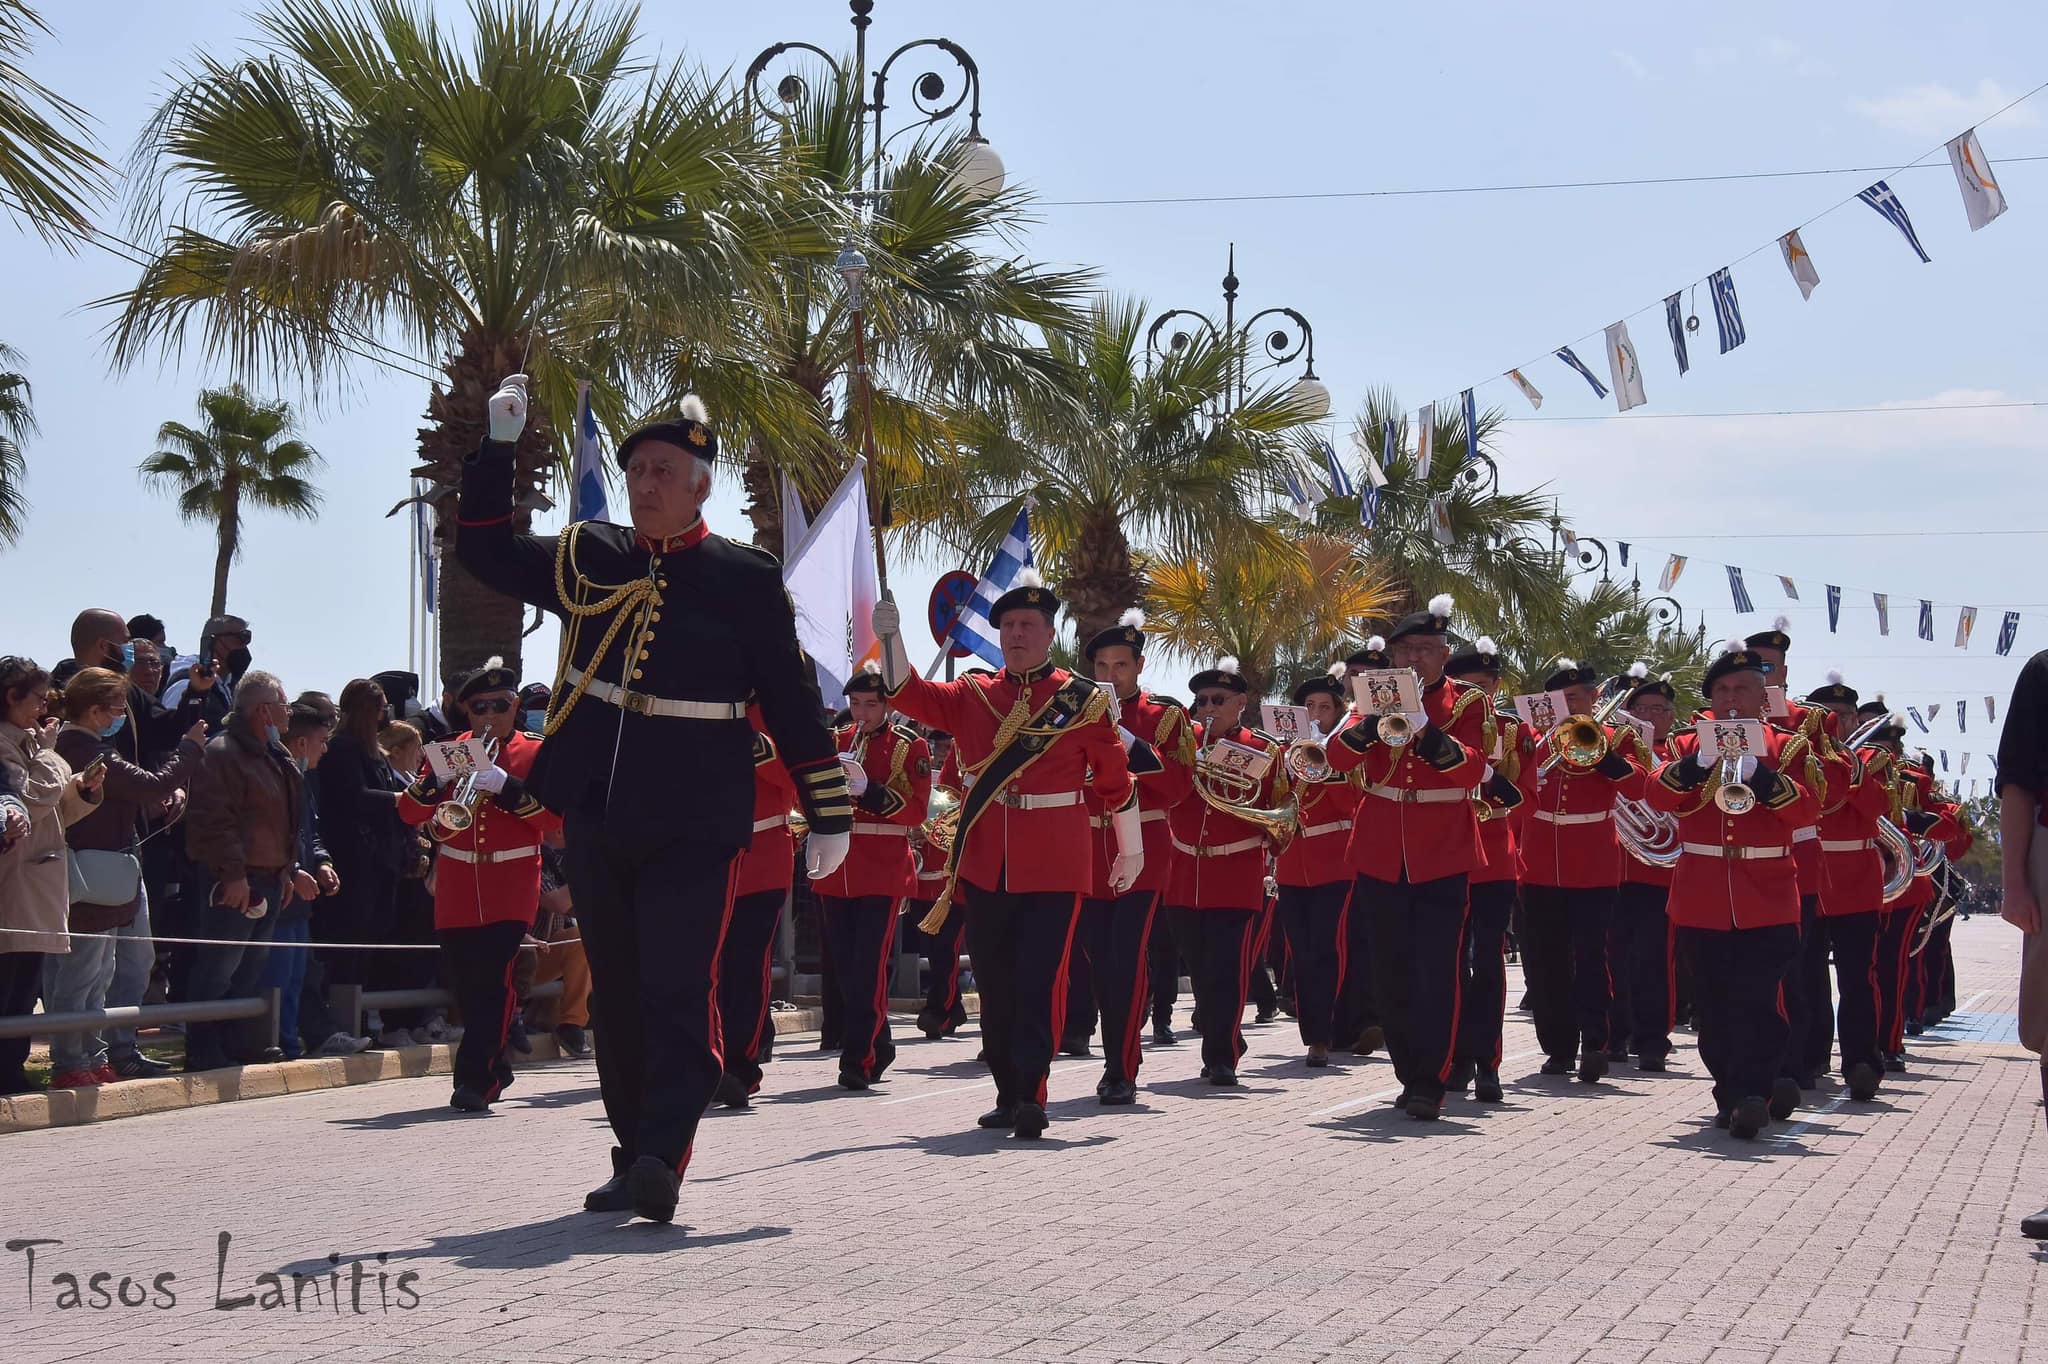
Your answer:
[1193,719,1298,847]
[1614,795,1684,868]
[1875,815,1913,903]
[432,738,502,836]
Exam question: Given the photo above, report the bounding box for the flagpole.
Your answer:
[838,242,891,601]
[407,483,418,677]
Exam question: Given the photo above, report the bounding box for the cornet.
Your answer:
[1285,727,1332,782]
[432,738,502,835]
[1376,713,1414,747]
[1712,751,1756,814]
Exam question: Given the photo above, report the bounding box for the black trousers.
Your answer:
[1358,871,1469,1101]
[1172,906,1259,1076]
[1456,880,1517,1067]
[1679,923,1798,1113]
[1062,933,1097,1047]
[1332,879,1383,1047]
[1520,884,1616,1061]
[1276,881,1351,1048]
[438,919,527,1099]
[963,881,1082,1109]
[718,888,784,1093]
[1775,895,1820,1082]
[1826,910,1884,1075]
[0,950,42,1093]
[915,895,968,1029]
[1876,903,1922,1052]
[1247,898,1278,1016]
[1611,881,1675,1060]
[1791,900,1834,1078]
[1146,905,1184,1031]
[1080,890,1160,1083]
[820,894,899,1082]
[563,810,739,1175]
[1925,918,1957,1016]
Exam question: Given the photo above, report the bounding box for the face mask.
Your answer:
[110,640,136,671]
[226,646,254,677]
[522,709,547,733]
[265,724,282,746]
[99,713,128,739]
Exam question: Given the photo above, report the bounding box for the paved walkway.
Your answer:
[6,916,2044,1363]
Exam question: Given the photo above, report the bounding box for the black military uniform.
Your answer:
[457,410,849,1222]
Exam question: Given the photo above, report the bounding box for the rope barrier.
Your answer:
[0,925,582,951]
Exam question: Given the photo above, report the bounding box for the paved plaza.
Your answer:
[5,916,2044,1363]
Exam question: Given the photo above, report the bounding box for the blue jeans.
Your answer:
[257,913,312,1058]
[184,871,283,1069]
[42,905,126,1073]
[105,884,157,1060]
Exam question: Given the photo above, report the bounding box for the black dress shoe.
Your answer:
[554,1024,590,1058]
[1389,1088,1414,1107]
[1404,1093,1442,1121]
[1728,1095,1769,1139]
[2023,1208,2048,1240]
[1905,1021,1923,1037]
[1634,1053,1667,1073]
[506,1013,533,1056]
[1884,1052,1907,1073]
[1254,1007,1277,1025]
[1059,1038,1093,1058]
[1206,1069,1239,1087]
[713,1072,752,1109]
[1607,1046,1631,1064]
[1768,1077,1801,1122]
[1474,1067,1503,1103]
[450,1086,490,1112]
[626,1155,680,1223]
[1305,1045,1330,1068]
[584,1150,635,1212]
[836,1069,870,1091]
[1352,1025,1384,1056]
[1098,1079,1137,1105]
[977,1105,1018,1129]
[1011,1102,1048,1139]
[917,1008,945,1040]
[1151,1025,1176,1046]
[1846,1061,1881,1101]
[1712,1108,1731,1129]
[1445,1058,1476,1092]
[1576,1049,1608,1083]
[1795,1072,1819,1091]
[1540,1057,1573,1076]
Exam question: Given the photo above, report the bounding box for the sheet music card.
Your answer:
[1764,685,1791,718]
[1352,669,1422,717]
[1206,736,1275,782]
[426,737,493,783]
[1511,691,1570,734]
[1260,703,1315,743]
[1692,718,1768,760]
[1615,710,1656,749]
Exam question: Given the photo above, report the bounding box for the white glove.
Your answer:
[1482,763,1496,783]
[1109,804,1145,894]
[806,829,850,880]
[471,764,509,794]
[872,599,901,638]
[1737,755,1758,782]
[487,373,530,443]
[841,757,869,797]
[1404,711,1430,733]
[870,597,912,689]
[1116,725,1140,749]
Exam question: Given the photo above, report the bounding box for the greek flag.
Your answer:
[572,381,609,523]
[1380,416,1399,468]
[1663,292,1690,375]
[1555,346,1608,398]
[947,508,1033,668]
[1460,388,1479,464]
[1918,599,1934,641]
[1958,699,1968,733]
[1278,460,1318,522]
[1826,584,1841,632]
[1999,611,2022,656]
[1318,438,1356,497]
[1360,484,1381,531]
[1727,565,1755,614]
[1940,750,1949,773]
[1874,593,1890,636]
[1709,268,1745,353]
[1907,706,1927,734]
[1618,542,1630,566]
[1858,180,1931,264]
[412,478,436,613]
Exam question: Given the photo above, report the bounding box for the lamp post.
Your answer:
[1146,244,1326,419]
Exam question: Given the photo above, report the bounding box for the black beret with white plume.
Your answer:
[1445,635,1503,679]
[989,566,1059,625]
[1804,667,1858,709]
[1085,606,1148,661]
[617,393,718,468]
[1542,654,1598,691]
[1622,659,1676,705]
[842,659,887,697]
[457,654,519,702]
[1745,615,1792,653]
[1701,638,1766,697]
[1387,592,1456,643]
[1188,655,1249,695]
[1345,634,1389,669]
[1292,661,1348,707]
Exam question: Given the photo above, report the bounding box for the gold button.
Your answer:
[642,631,656,643]
[637,650,650,663]
[632,669,644,680]
[650,612,662,623]
[657,579,668,590]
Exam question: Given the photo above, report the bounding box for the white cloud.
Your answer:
[1848,78,2041,139]
[1610,50,1654,83]
[1692,46,1739,72]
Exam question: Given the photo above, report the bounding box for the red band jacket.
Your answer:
[1168,723,1289,911]
[734,710,798,899]
[1520,724,1649,889]
[811,721,930,902]
[1324,675,1488,883]
[399,729,562,930]
[1642,726,1818,931]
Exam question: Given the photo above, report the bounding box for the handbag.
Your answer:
[67,847,142,907]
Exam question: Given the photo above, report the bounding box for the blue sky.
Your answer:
[5,1,2043,790]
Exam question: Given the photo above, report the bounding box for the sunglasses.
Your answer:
[1194,692,1236,707]
[467,698,515,715]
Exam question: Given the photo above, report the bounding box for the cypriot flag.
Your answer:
[1603,320,1647,412]
[1946,128,2008,231]
[1778,230,1820,301]
[783,458,879,696]
[1415,402,1436,479]
[1505,369,1543,410]
[1658,554,1687,592]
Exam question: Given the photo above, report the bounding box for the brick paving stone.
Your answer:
[4,919,2043,1363]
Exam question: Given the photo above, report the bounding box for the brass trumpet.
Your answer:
[1285,732,1331,782]
[432,739,501,835]
[1713,752,1755,814]
[1375,712,1414,747]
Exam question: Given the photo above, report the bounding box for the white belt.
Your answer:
[439,845,541,866]
[1793,827,1819,844]
[1297,819,1353,839]
[1363,784,1468,805]
[1093,807,1172,830]
[853,823,911,837]
[1681,842,1789,861]
[990,789,1081,810]
[1173,835,1267,859]
[1820,838,1875,853]
[567,668,747,721]
[1534,809,1612,826]
[1139,808,1167,824]
[753,814,789,833]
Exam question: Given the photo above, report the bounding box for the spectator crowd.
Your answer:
[0,608,592,1095]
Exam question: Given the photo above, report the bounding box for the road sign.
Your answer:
[929,570,979,659]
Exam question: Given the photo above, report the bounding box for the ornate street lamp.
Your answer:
[1146,244,1324,418]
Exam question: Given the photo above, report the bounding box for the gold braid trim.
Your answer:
[542,523,659,739]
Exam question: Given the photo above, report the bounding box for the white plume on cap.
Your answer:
[1825,668,1844,685]
[1368,635,1386,651]
[1874,691,1888,706]
[1428,593,1455,620]
[1720,638,1746,656]
[1773,614,1791,633]
[1118,607,1145,629]
[1474,636,1498,657]
[1218,656,1241,675]
[1890,713,1906,729]
[1626,661,1649,680]
[678,394,708,423]
[860,659,882,676]
[1014,566,1044,590]
[1553,655,1578,670]
[1327,661,1349,681]
[483,655,504,671]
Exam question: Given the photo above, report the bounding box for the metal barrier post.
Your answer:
[327,983,364,1037]
[258,986,282,1052]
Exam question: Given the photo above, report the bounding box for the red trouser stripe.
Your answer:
[1118,893,1160,1082]
[856,899,899,1079]
[1437,904,1471,1085]
[481,944,520,1102]
[1039,897,1083,1108]
[679,858,742,1179]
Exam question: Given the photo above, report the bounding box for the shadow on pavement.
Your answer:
[363,1211,792,1270]
[1313,1108,1484,1143]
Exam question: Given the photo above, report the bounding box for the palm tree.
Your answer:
[0,343,33,546]
[1465,576,1710,698]
[104,0,804,680]
[0,0,109,247]
[139,385,323,618]
[926,296,1323,646]
[1145,533,1397,698]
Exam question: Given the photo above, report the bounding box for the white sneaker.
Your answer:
[378,1028,414,1049]
[444,1024,465,1044]
[318,1032,373,1056]
[422,1018,452,1044]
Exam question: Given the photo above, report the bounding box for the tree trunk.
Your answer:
[416,329,554,688]
[211,476,239,619]
[741,444,781,553]
[1059,510,1144,647]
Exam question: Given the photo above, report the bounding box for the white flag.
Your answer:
[779,472,810,562]
[1352,430,1390,488]
[1946,128,2008,231]
[1603,320,1647,412]
[1956,606,1978,648]
[1415,402,1435,479]
[1962,752,1971,774]
[1506,368,1544,411]
[782,458,879,697]
[1778,229,1820,300]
